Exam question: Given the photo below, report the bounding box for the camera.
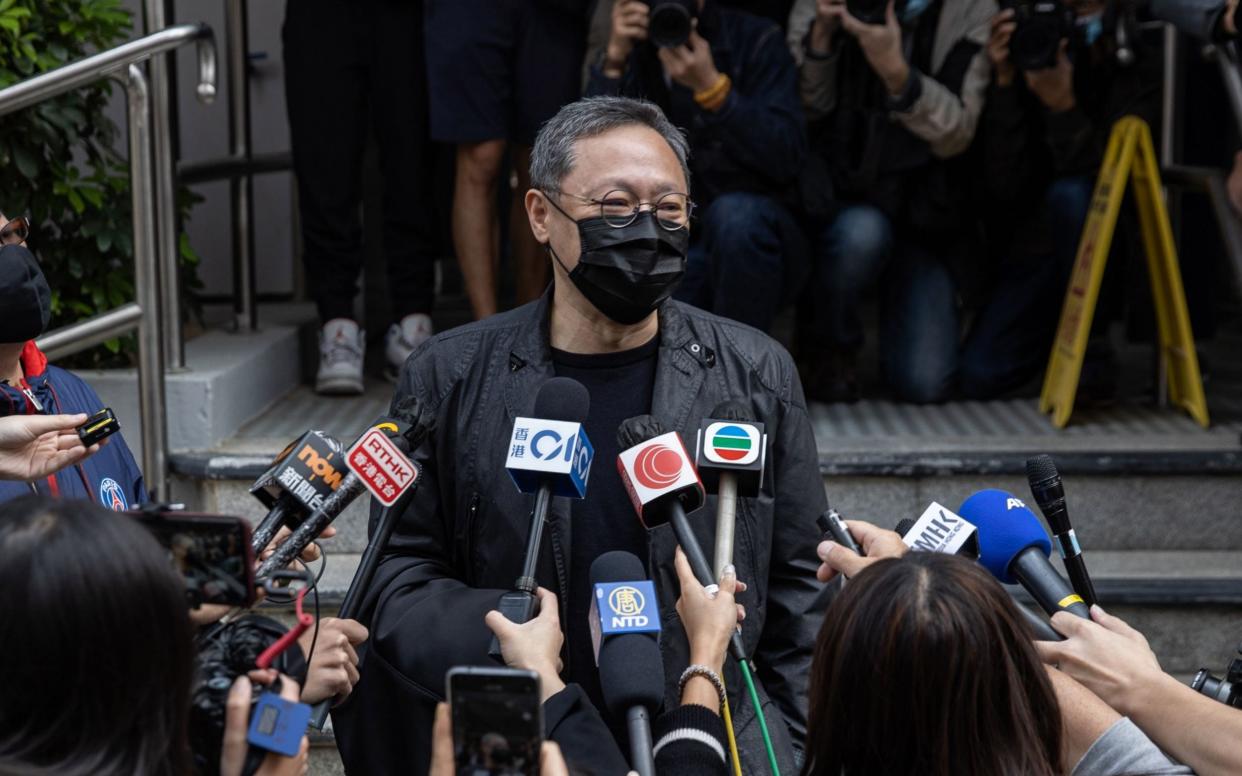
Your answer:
[1191,643,1242,708]
[1007,0,1074,70]
[846,0,905,25]
[644,0,696,48]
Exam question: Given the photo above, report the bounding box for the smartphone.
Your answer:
[130,510,256,608]
[446,666,542,776]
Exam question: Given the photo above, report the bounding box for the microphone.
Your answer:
[894,512,1062,642]
[490,377,593,660]
[616,415,745,662]
[958,490,1090,621]
[248,430,348,554]
[1026,455,1097,607]
[817,502,861,556]
[693,400,767,579]
[589,551,664,776]
[254,411,430,581]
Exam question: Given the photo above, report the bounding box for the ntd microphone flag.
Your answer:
[694,419,766,495]
[616,430,703,525]
[589,580,661,664]
[505,417,594,498]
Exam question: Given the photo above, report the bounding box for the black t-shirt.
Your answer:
[552,334,659,723]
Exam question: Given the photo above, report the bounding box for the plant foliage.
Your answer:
[0,0,200,366]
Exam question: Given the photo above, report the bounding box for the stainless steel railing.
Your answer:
[2,22,217,499]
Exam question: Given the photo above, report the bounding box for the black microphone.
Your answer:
[693,400,767,579]
[490,377,593,660]
[248,430,348,554]
[818,501,861,555]
[1026,455,1097,607]
[616,415,746,662]
[958,490,1091,621]
[590,551,664,776]
[254,411,431,581]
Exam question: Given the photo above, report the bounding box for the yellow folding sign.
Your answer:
[1040,116,1209,429]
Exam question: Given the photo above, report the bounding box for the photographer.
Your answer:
[0,413,100,482]
[0,495,307,775]
[586,0,808,332]
[787,0,994,403]
[1038,607,1242,776]
[1,211,145,508]
[810,529,1194,776]
[958,0,1161,399]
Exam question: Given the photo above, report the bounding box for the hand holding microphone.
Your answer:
[816,519,907,582]
[673,548,746,678]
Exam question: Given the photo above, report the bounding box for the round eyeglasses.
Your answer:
[550,189,694,231]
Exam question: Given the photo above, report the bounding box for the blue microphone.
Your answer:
[959,489,1090,620]
[589,551,663,776]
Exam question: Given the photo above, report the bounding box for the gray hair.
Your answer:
[529,96,691,193]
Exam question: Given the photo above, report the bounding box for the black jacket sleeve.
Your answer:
[543,684,631,775]
[653,704,731,776]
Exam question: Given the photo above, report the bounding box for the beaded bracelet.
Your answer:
[679,664,727,710]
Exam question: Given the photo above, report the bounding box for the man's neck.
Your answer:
[549,281,658,354]
[0,343,24,386]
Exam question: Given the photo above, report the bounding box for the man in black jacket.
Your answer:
[333,96,828,776]
[585,0,808,333]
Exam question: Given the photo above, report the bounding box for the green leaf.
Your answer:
[12,144,38,177]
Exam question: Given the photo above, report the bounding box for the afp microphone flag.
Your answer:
[505,417,594,498]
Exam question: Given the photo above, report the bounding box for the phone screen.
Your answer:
[448,667,542,776]
[130,511,255,608]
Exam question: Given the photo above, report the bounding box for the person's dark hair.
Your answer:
[0,495,194,775]
[529,96,692,193]
[802,552,1063,776]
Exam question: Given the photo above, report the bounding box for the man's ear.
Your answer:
[526,189,551,246]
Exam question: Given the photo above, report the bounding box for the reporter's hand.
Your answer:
[260,524,338,566]
[1034,604,1163,716]
[605,0,649,75]
[485,587,566,702]
[1024,40,1075,112]
[0,413,100,482]
[839,0,910,95]
[658,26,722,94]
[221,672,309,776]
[430,703,570,776]
[673,548,746,675]
[299,617,368,704]
[988,9,1017,87]
[811,0,847,50]
[816,519,907,582]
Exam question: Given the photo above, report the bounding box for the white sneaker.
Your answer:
[384,313,434,381]
[316,318,365,396]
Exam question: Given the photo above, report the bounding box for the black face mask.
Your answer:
[0,244,51,344]
[549,207,689,326]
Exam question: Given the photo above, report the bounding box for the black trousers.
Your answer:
[283,0,437,323]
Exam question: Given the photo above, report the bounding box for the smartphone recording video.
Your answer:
[447,667,542,776]
[130,509,256,608]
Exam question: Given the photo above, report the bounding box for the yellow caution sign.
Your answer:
[1040,116,1209,429]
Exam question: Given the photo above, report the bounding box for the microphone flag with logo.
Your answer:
[247,430,347,554]
[505,382,594,499]
[616,422,703,528]
[694,403,766,495]
[899,502,980,559]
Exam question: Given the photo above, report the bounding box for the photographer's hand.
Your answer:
[987,9,1018,87]
[659,26,723,95]
[298,617,368,704]
[221,672,309,776]
[430,702,570,776]
[605,0,650,77]
[1024,40,1075,112]
[840,0,911,96]
[485,587,567,703]
[810,0,846,54]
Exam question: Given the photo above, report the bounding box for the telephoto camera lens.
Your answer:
[646,0,695,48]
[1007,0,1074,70]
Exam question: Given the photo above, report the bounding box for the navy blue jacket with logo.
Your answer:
[0,341,146,510]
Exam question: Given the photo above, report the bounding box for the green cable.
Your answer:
[738,658,781,776]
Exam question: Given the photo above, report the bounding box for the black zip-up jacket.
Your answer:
[332,293,829,776]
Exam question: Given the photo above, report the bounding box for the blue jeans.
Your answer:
[814,204,959,403]
[961,177,1092,398]
[676,192,807,332]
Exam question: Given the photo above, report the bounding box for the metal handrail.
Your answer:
[2,22,218,499]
